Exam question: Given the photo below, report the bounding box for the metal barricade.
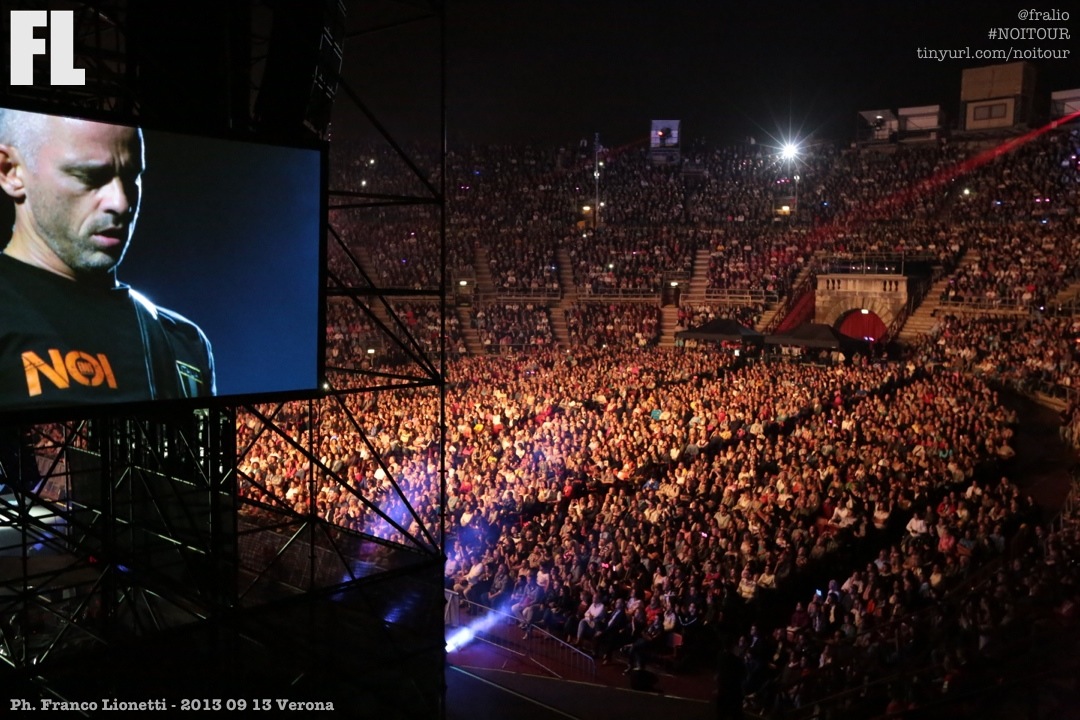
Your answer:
[450,598,596,681]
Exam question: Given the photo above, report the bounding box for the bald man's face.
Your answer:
[15,116,144,278]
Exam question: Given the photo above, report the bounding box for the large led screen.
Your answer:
[0,106,324,415]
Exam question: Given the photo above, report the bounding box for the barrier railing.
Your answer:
[884,275,932,343]
[1053,473,1080,534]
[937,296,1039,312]
[702,288,778,305]
[488,287,562,301]
[576,286,662,300]
[814,250,946,276]
[478,341,564,354]
[445,594,596,681]
[963,370,1076,408]
[767,270,816,335]
[1046,295,1080,317]
[819,250,943,265]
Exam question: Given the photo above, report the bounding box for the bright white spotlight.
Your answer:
[445,607,504,653]
[781,143,798,160]
[445,627,475,653]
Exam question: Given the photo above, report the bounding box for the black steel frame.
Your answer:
[0,1,448,716]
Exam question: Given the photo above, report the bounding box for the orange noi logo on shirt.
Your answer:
[22,349,118,396]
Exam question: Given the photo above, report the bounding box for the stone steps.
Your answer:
[456,306,484,355]
[659,305,680,348]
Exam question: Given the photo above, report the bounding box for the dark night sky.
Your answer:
[337,1,1080,147]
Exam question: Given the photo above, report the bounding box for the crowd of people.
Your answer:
[592,146,687,226]
[704,225,810,298]
[735,470,1036,714]
[916,313,1080,394]
[677,304,764,332]
[391,301,465,360]
[271,122,1080,717]
[913,310,1080,462]
[484,228,561,296]
[950,127,1080,225]
[565,303,660,347]
[323,124,1079,337]
[473,303,553,352]
[681,140,834,227]
[238,345,1029,694]
[940,222,1080,307]
[567,226,695,295]
[808,141,969,226]
[326,299,382,372]
[813,220,962,269]
[325,299,466,375]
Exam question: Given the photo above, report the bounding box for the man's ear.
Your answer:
[0,145,26,200]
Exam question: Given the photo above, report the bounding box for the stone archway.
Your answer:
[815,278,904,330]
[835,308,888,341]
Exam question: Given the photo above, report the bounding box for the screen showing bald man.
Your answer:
[0,109,215,408]
[0,107,323,413]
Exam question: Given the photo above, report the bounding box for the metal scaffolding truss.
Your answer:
[0,1,448,715]
[239,0,448,561]
[0,413,235,666]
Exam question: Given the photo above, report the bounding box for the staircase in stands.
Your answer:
[338,243,393,354]
[769,263,817,334]
[683,248,712,309]
[348,243,379,286]
[472,244,496,298]
[455,244,498,355]
[755,306,782,334]
[552,248,579,347]
[1050,280,1080,310]
[455,306,484,355]
[895,251,974,345]
[659,306,680,348]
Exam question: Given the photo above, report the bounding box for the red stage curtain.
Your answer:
[837,311,887,341]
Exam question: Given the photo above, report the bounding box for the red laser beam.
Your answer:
[805,109,1080,248]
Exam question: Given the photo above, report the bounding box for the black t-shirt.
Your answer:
[0,254,214,410]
